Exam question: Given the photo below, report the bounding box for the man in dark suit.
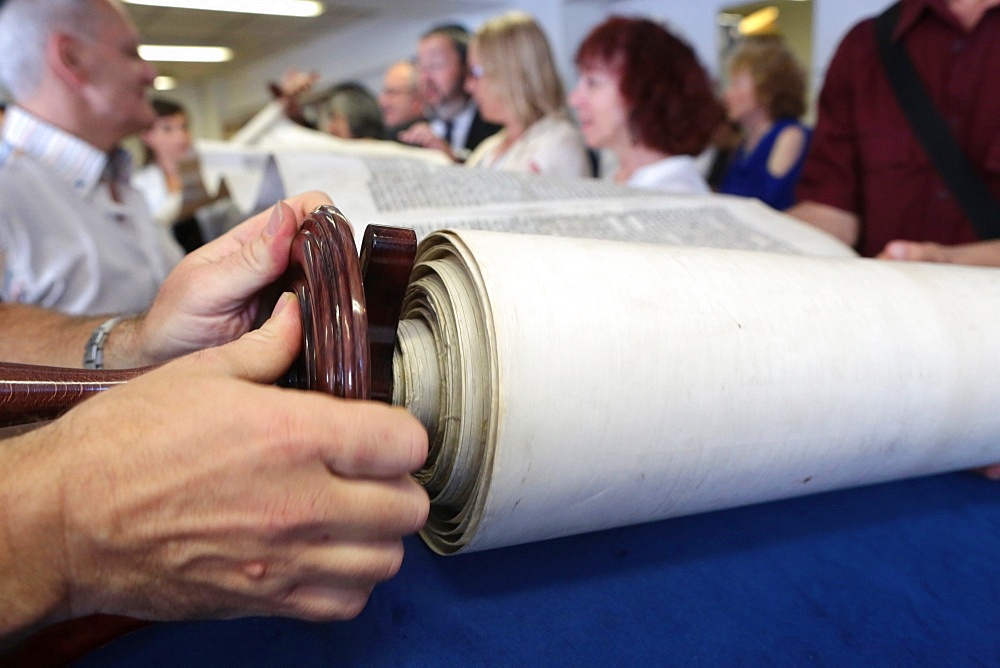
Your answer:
[398,23,501,162]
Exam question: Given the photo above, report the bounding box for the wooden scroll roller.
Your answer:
[0,205,416,666]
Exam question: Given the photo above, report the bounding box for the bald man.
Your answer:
[0,0,183,316]
[379,60,426,142]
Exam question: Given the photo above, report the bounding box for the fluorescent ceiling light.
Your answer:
[738,6,780,36]
[139,44,233,62]
[153,75,177,90]
[123,0,324,17]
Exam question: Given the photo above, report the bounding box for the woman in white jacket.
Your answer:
[131,99,206,252]
[464,11,591,179]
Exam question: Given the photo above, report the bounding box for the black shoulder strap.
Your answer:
[875,1,1000,239]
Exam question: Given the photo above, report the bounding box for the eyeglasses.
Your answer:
[419,59,450,73]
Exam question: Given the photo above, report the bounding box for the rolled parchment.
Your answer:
[393,230,1000,554]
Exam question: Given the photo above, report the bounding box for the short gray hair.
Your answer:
[0,0,106,99]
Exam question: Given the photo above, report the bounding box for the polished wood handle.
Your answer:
[0,363,147,427]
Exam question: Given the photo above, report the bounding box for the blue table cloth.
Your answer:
[77,471,1000,666]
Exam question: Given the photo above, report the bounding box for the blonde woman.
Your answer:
[465,11,591,178]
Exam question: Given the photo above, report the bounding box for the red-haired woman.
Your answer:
[569,16,725,193]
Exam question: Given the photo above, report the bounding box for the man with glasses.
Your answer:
[398,23,501,162]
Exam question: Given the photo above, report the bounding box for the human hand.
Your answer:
[120,192,332,367]
[13,293,428,628]
[278,69,319,100]
[878,239,1000,267]
[878,240,955,263]
[979,465,1000,479]
[398,122,454,158]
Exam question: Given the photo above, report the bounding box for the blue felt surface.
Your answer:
[77,472,1000,666]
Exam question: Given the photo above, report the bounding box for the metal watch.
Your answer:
[83,316,126,369]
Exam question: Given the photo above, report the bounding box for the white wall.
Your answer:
[178,8,497,138]
[173,0,887,140]
[812,0,892,86]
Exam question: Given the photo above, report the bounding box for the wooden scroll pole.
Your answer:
[0,205,416,667]
[0,365,146,428]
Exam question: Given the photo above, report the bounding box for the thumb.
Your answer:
[210,199,300,302]
[197,292,303,384]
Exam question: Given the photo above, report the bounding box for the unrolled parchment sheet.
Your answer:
[198,142,854,259]
[393,230,1000,554]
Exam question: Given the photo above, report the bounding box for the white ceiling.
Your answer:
[129,2,373,83]
[128,0,504,85]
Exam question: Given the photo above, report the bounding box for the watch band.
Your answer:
[83,316,126,369]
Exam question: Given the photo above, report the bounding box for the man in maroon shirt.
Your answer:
[789,0,1000,265]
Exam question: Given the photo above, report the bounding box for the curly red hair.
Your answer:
[575,16,725,156]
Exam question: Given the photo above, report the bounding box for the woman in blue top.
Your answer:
[719,38,810,211]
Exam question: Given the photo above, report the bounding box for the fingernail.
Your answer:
[888,242,909,259]
[272,291,293,316]
[266,201,285,237]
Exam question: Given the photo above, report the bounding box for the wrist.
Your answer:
[97,315,147,370]
[952,240,1000,267]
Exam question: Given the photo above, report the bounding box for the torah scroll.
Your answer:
[392,230,1000,555]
